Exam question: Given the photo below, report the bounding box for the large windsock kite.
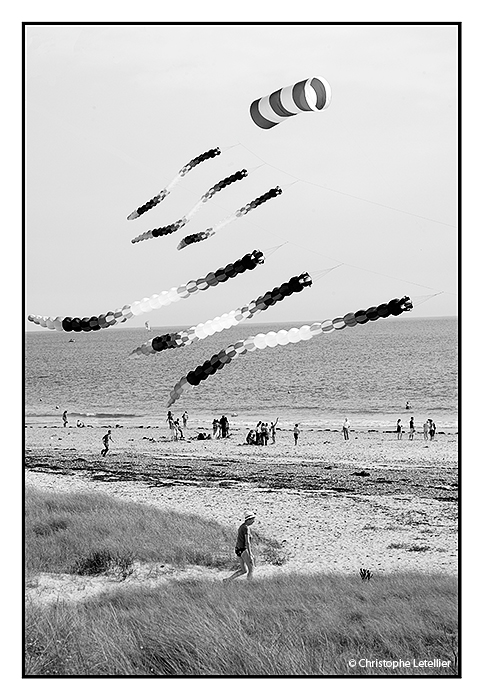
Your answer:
[27,250,265,332]
[250,76,331,129]
[130,272,312,356]
[167,296,413,406]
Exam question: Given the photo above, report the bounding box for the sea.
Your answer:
[25,317,458,433]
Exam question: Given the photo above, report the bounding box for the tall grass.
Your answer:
[25,573,457,676]
[25,487,284,575]
[25,488,457,676]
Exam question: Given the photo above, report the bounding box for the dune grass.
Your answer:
[25,572,458,676]
[25,488,457,676]
[25,487,285,576]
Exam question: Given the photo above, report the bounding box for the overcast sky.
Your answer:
[26,23,458,329]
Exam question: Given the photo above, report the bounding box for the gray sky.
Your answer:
[26,23,458,329]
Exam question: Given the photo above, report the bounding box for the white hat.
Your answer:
[244,511,256,521]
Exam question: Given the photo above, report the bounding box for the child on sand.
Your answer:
[224,511,256,581]
[101,430,113,456]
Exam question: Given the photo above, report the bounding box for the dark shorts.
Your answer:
[235,547,246,557]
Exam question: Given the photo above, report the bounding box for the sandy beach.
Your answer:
[25,421,458,581]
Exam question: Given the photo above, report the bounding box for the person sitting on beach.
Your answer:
[270,418,279,444]
[342,418,350,440]
[246,429,256,445]
[409,416,415,440]
[293,423,300,446]
[224,511,256,582]
[396,418,402,440]
[76,419,85,428]
[101,430,113,457]
[62,410,68,428]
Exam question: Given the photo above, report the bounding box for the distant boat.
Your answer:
[145,322,151,331]
[68,339,75,343]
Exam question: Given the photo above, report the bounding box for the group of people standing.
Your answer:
[213,415,230,439]
[396,416,436,440]
[167,410,189,441]
[246,418,279,445]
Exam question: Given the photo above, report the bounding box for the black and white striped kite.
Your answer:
[250,76,331,129]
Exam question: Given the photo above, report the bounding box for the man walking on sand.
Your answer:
[101,430,113,457]
[224,511,256,581]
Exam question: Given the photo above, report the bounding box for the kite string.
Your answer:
[166,174,454,296]
[234,142,456,229]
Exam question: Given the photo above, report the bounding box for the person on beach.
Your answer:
[270,418,279,444]
[246,429,256,445]
[224,511,256,582]
[167,411,177,440]
[409,416,415,440]
[255,421,262,445]
[406,401,411,410]
[423,419,430,441]
[101,430,113,456]
[429,419,436,441]
[293,423,300,446]
[182,411,189,430]
[62,410,68,428]
[261,422,269,446]
[174,418,184,440]
[220,415,229,438]
[342,418,350,440]
[396,419,402,440]
[213,418,220,439]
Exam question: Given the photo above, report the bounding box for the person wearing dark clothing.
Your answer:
[101,430,112,456]
[220,415,229,438]
[261,423,269,446]
[224,511,256,581]
[409,416,415,440]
